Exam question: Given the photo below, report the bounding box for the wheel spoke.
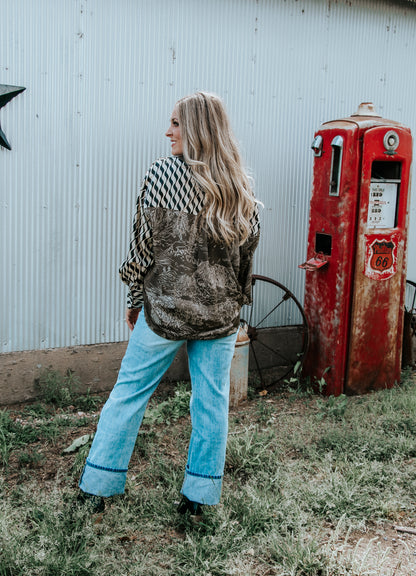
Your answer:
[254,335,299,367]
[249,340,264,387]
[252,297,287,329]
[242,275,309,388]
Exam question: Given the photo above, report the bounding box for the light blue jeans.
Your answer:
[79,311,238,505]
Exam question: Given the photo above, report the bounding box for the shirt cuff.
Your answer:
[127,286,144,309]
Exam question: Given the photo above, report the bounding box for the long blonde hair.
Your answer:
[176,92,255,246]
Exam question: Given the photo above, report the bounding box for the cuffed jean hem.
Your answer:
[79,460,127,497]
[181,469,223,505]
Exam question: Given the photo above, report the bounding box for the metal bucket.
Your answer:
[229,325,250,407]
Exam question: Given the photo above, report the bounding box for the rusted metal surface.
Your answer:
[301,105,412,396]
[346,122,412,394]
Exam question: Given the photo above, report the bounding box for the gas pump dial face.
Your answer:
[367,182,397,229]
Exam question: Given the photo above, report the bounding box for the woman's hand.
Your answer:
[125,308,141,331]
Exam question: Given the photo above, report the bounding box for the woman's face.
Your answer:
[165,105,183,156]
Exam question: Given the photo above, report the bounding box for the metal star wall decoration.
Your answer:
[0,84,26,150]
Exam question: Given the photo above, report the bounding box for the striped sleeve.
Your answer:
[119,171,154,309]
[119,156,202,308]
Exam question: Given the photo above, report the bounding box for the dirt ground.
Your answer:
[3,390,416,575]
[340,525,416,575]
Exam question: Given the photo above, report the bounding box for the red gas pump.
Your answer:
[300,103,412,396]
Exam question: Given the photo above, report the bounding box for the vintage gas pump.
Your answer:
[300,103,412,396]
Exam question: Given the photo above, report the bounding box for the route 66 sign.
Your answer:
[364,234,398,280]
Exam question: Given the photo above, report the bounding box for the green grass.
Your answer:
[35,368,103,410]
[1,371,416,575]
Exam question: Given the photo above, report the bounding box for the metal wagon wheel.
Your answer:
[403,279,416,368]
[240,274,309,389]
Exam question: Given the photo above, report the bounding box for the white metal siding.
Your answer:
[1,0,415,352]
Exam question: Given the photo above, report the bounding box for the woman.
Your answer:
[78,91,260,518]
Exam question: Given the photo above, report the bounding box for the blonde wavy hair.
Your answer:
[176,91,256,246]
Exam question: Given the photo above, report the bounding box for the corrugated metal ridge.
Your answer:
[362,0,416,5]
[2,0,416,354]
[380,0,416,4]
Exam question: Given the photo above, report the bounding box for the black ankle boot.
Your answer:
[177,495,203,522]
[77,490,105,514]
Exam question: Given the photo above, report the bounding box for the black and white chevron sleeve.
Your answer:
[119,156,203,308]
[119,169,154,309]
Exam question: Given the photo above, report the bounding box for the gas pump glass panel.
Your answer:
[329,136,343,196]
[368,161,401,229]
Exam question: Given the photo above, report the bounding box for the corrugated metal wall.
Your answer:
[1,0,415,353]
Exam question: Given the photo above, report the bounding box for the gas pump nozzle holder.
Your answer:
[299,252,329,271]
[301,103,412,396]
